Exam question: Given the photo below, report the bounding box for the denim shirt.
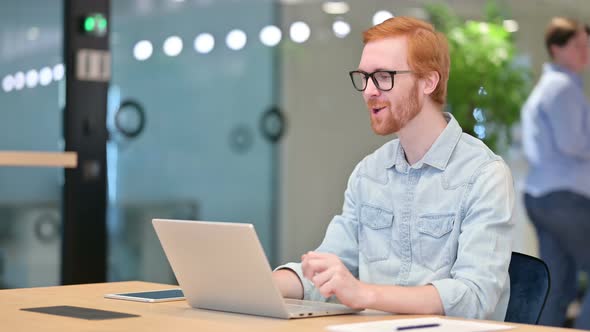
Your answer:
[521,63,590,198]
[277,113,515,321]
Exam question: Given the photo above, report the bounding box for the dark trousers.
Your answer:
[524,191,590,329]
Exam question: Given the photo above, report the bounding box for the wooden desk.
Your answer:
[0,151,77,168]
[0,281,579,332]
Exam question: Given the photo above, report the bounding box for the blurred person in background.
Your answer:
[521,17,590,329]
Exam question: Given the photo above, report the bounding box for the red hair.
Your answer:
[363,16,450,106]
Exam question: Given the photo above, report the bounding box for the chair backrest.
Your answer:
[505,252,550,325]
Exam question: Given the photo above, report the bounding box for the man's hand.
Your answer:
[301,251,373,309]
[289,251,443,315]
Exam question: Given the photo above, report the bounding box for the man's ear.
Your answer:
[422,71,440,95]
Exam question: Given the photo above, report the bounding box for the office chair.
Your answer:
[504,251,550,325]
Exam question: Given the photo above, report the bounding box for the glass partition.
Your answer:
[0,0,64,288]
[107,0,279,283]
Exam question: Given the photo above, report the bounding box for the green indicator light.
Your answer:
[98,17,107,32]
[84,17,96,32]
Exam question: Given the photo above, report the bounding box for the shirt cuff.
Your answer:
[430,278,469,317]
[274,262,326,302]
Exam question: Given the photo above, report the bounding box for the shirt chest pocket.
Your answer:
[359,204,394,262]
[417,213,455,271]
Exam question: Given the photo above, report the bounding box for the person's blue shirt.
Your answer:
[521,63,590,198]
[277,113,515,320]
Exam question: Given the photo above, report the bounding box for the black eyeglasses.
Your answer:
[348,70,413,91]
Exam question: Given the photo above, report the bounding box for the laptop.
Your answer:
[152,219,362,319]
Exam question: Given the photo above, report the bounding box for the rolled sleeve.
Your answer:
[434,160,514,320]
[274,262,327,301]
[431,278,468,313]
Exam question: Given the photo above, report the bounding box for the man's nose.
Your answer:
[363,77,381,98]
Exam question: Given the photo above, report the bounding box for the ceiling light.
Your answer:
[290,21,311,43]
[163,36,183,56]
[322,2,349,15]
[226,29,247,51]
[260,26,282,47]
[194,33,215,54]
[503,19,519,33]
[373,10,393,26]
[53,64,65,81]
[25,70,39,88]
[333,20,351,38]
[39,67,52,86]
[133,40,153,61]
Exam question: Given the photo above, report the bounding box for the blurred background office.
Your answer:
[0,0,588,326]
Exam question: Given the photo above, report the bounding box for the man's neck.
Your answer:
[553,60,581,74]
[397,103,447,166]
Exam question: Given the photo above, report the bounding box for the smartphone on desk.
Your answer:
[104,289,185,303]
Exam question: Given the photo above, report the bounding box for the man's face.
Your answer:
[357,37,422,136]
[555,28,590,72]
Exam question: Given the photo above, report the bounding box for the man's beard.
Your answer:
[368,81,421,135]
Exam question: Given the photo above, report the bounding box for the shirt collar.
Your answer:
[387,112,462,171]
[545,62,583,88]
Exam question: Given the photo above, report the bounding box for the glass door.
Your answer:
[107,0,279,283]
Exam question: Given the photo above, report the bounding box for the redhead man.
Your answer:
[273,16,515,320]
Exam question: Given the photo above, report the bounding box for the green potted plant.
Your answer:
[426,2,532,152]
